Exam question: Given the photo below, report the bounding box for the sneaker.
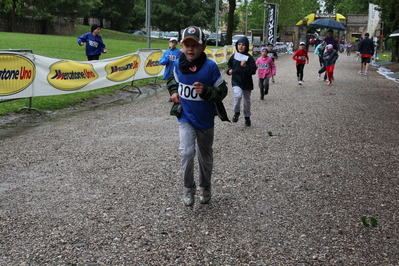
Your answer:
[358,71,363,75]
[245,117,251,127]
[364,72,368,76]
[317,72,321,80]
[298,81,302,85]
[200,185,211,204]
[183,187,196,206]
[327,81,331,85]
[271,77,275,83]
[232,112,240,123]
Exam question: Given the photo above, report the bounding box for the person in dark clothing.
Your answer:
[227,36,256,126]
[357,33,375,75]
[323,29,338,51]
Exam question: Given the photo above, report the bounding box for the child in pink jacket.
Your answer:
[256,47,276,100]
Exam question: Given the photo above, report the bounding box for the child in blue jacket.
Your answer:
[77,24,107,61]
[323,44,339,85]
[160,37,182,80]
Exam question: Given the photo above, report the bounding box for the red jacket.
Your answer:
[292,49,309,65]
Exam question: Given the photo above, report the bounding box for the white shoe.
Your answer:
[364,72,368,76]
[317,72,321,80]
[298,81,302,85]
[358,71,363,75]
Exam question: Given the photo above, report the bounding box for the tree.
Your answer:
[242,0,320,35]
[94,0,139,31]
[324,0,369,15]
[150,0,215,33]
[375,0,399,62]
[224,0,236,45]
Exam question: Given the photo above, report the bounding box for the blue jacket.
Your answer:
[323,50,339,66]
[167,56,229,128]
[159,48,182,80]
[226,37,256,90]
[77,32,106,56]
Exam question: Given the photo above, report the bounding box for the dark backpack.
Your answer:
[318,43,326,56]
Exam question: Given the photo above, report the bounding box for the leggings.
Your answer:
[326,65,335,83]
[296,64,305,81]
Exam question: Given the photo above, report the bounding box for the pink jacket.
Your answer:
[256,56,276,79]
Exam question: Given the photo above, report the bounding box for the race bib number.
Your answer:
[178,83,203,101]
[168,55,177,61]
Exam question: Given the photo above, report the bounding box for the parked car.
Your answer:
[206,33,226,46]
[232,35,253,46]
[131,30,147,36]
[163,31,179,40]
[150,31,164,39]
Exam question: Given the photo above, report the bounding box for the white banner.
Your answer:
[1,46,236,101]
[367,3,381,37]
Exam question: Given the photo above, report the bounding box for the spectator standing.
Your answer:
[292,42,309,85]
[77,24,107,61]
[167,26,229,206]
[160,37,182,80]
[227,36,256,127]
[256,47,276,100]
[358,33,375,76]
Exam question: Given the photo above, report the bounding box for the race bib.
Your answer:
[178,83,203,101]
[168,55,177,61]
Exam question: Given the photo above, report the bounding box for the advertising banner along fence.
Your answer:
[0,46,235,102]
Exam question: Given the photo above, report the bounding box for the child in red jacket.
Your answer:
[292,42,309,85]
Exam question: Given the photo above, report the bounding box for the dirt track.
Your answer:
[1,51,398,265]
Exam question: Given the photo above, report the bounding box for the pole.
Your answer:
[380,21,384,52]
[245,3,248,36]
[146,0,151,48]
[215,0,219,47]
[263,1,267,45]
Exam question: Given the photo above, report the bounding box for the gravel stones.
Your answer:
[1,51,398,265]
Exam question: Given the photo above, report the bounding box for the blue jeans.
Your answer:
[178,122,214,188]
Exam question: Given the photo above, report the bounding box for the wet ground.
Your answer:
[1,51,398,265]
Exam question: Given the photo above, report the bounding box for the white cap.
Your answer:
[299,41,306,45]
[169,37,178,42]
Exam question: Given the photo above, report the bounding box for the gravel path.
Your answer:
[1,51,398,265]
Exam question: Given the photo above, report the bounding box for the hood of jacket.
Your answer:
[235,36,250,53]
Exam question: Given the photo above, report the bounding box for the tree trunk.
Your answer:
[226,0,236,45]
[392,38,399,63]
[10,0,16,32]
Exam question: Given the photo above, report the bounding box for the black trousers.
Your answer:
[87,54,101,61]
[318,61,327,80]
[296,64,305,81]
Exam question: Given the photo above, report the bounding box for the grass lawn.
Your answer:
[0,26,175,115]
